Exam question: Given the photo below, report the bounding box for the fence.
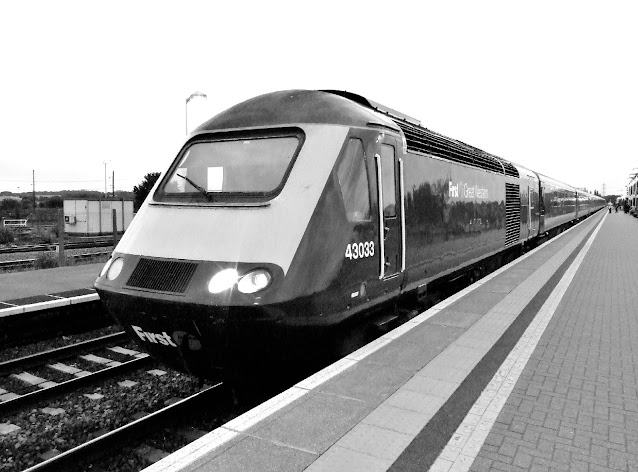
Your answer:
[2,219,28,228]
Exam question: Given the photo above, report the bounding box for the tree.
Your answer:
[0,198,21,219]
[133,172,161,211]
[45,196,63,208]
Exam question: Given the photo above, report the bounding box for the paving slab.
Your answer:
[193,435,316,472]
[316,361,415,405]
[364,324,466,371]
[0,262,103,302]
[253,391,372,454]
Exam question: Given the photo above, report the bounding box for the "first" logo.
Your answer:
[132,325,177,347]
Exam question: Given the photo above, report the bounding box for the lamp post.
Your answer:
[185,92,207,135]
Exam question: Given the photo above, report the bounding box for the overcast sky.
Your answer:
[1,1,636,196]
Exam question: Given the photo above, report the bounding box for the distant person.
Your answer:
[608,202,612,213]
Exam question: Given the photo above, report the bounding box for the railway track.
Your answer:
[0,331,152,416]
[21,383,225,472]
[0,250,111,271]
[0,240,113,255]
[0,330,228,472]
[0,327,299,472]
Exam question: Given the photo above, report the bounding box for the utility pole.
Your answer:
[112,170,115,198]
[32,170,36,227]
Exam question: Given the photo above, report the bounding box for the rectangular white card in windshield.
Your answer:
[207,167,224,191]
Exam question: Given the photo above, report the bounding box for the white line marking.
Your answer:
[0,291,99,317]
[0,305,24,317]
[430,212,607,472]
[70,293,100,304]
[23,298,71,313]
[141,428,239,472]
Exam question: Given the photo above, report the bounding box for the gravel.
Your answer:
[0,326,122,364]
[0,324,232,472]
[0,363,204,472]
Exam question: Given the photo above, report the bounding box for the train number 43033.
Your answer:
[345,241,374,260]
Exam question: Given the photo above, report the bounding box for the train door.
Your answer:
[538,182,545,234]
[374,136,404,281]
[528,175,539,237]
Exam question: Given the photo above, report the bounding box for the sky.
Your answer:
[1,1,637,196]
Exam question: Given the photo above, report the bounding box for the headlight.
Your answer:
[237,269,272,294]
[208,269,239,294]
[100,258,113,277]
[107,258,124,281]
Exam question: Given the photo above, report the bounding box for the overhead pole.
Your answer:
[32,170,36,228]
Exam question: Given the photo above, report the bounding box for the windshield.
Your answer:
[155,130,303,203]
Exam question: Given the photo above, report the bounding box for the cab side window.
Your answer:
[337,138,371,222]
[380,144,396,217]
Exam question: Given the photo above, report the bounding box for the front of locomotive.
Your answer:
[94,90,374,379]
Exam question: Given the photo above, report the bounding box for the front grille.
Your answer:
[505,183,521,246]
[126,258,198,293]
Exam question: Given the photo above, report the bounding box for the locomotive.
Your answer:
[94,90,604,379]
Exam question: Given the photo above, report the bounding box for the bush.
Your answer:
[34,252,59,269]
[33,226,56,244]
[0,228,14,244]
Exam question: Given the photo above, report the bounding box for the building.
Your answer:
[63,199,134,235]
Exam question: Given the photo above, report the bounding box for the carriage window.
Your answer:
[337,139,371,222]
[380,144,396,217]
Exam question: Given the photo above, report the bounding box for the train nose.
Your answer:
[128,323,217,376]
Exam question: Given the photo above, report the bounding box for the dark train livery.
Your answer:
[94,90,604,379]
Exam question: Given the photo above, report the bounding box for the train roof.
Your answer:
[196,89,521,178]
[196,90,400,132]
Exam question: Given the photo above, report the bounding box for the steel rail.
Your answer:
[0,240,113,255]
[21,382,225,472]
[0,331,128,376]
[0,356,153,416]
[0,259,34,269]
[0,251,110,271]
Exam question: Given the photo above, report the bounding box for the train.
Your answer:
[94,90,605,380]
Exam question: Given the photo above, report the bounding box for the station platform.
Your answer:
[142,209,638,472]
[0,263,102,314]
